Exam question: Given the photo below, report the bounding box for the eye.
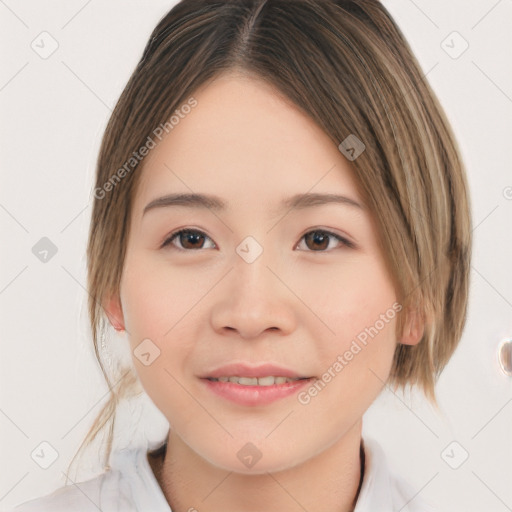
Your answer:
[161,229,216,251]
[295,229,355,252]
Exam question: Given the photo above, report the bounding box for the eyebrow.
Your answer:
[142,192,365,216]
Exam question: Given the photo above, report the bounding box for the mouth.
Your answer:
[199,362,310,381]
[200,374,314,406]
[198,362,314,405]
[204,376,311,386]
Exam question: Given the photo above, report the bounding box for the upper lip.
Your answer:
[199,363,309,379]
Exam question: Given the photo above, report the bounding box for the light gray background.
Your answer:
[1,1,511,511]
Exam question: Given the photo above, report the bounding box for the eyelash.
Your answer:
[160,228,355,252]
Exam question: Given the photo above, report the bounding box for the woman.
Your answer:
[8,1,471,510]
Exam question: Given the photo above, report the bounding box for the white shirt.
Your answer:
[6,437,437,511]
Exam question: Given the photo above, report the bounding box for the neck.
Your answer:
[149,420,365,512]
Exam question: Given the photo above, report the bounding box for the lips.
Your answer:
[201,371,313,406]
[199,362,310,380]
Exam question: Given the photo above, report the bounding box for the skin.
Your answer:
[105,70,423,512]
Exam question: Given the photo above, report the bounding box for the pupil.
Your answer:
[308,231,327,250]
[183,232,202,248]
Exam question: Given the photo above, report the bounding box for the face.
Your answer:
[105,71,417,474]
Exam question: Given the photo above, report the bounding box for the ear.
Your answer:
[399,308,425,346]
[103,293,125,332]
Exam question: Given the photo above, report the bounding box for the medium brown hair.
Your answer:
[67,0,472,480]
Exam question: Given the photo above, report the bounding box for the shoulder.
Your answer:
[5,442,165,512]
[6,467,135,512]
[389,470,438,512]
[355,437,438,512]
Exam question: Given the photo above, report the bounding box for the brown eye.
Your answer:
[297,230,354,252]
[304,231,329,251]
[161,229,216,251]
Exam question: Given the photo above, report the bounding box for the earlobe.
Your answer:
[399,308,425,346]
[103,293,125,332]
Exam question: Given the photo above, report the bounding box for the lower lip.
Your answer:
[201,378,313,406]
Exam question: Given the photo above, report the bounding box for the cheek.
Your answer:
[120,254,201,337]
[304,310,398,422]
[120,285,198,425]
[120,253,202,377]
[313,260,397,336]
[311,257,399,373]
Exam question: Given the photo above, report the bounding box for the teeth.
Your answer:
[259,376,280,386]
[209,376,303,386]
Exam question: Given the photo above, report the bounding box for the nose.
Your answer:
[210,247,297,340]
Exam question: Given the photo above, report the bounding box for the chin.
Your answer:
[193,436,309,475]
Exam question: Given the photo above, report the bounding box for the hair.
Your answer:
[66,0,472,480]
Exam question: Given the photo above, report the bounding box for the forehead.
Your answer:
[134,72,365,216]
